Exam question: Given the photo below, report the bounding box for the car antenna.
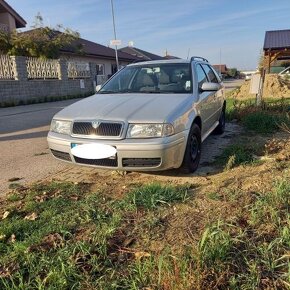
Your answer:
[187,48,190,60]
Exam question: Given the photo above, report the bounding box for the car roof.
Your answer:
[127,59,210,67]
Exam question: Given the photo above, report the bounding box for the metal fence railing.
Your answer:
[67,61,91,79]
[0,56,94,81]
[26,57,60,79]
[0,55,15,80]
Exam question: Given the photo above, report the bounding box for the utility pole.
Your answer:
[187,48,190,60]
[219,48,222,77]
[110,0,119,71]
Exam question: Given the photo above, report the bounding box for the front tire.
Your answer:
[179,124,201,173]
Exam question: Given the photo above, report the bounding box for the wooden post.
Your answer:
[268,50,271,73]
[257,70,265,106]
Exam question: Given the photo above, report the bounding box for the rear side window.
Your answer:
[196,64,208,87]
[201,64,219,83]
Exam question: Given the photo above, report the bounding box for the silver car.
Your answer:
[47,57,225,173]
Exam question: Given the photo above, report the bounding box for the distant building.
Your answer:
[23,29,138,84]
[118,46,164,61]
[240,70,257,80]
[0,0,26,32]
[61,37,139,78]
[212,64,228,77]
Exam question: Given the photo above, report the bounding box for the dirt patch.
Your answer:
[134,136,290,255]
[231,74,290,99]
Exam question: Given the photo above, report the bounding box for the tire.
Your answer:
[213,105,226,135]
[179,124,201,173]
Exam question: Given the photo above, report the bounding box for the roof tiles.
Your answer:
[264,29,290,50]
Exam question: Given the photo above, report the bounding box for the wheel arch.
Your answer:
[193,115,202,131]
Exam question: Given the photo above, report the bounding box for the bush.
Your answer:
[242,111,289,134]
[217,144,256,170]
[226,98,290,133]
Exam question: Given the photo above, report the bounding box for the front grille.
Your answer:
[73,156,118,167]
[122,158,161,167]
[51,149,72,161]
[72,121,122,137]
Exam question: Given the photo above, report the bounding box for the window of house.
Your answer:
[96,64,105,75]
[111,64,118,75]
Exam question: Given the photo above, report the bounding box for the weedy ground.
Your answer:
[0,100,289,290]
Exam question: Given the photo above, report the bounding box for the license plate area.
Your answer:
[70,143,117,160]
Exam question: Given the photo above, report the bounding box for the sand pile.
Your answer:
[231,74,290,99]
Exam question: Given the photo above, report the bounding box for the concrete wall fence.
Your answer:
[0,55,98,105]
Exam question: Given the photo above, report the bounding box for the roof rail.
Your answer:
[190,56,209,63]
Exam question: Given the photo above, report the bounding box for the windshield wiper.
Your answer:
[142,91,161,94]
[99,90,137,94]
[98,90,118,94]
[118,89,135,93]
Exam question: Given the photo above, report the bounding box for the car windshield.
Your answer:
[99,63,192,94]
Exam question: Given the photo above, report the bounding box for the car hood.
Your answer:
[54,93,192,123]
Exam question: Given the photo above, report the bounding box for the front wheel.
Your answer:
[179,124,201,173]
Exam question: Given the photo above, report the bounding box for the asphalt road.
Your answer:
[0,99,81,195]
[223,79,244,91]
[0,79,243,195]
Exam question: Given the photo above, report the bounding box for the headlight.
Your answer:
[127,123,174,138]
[50,119,71,135]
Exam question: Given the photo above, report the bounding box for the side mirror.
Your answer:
[200,82,221,92]
[96,85,102,92]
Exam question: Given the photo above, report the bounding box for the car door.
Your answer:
[194,64,215,136]
[201,64,223,125]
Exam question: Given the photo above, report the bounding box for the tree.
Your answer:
[227,68,238,78]
[0,13,81,59]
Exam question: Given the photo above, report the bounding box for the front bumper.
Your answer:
[47,131,188,171]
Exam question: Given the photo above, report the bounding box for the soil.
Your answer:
[231,74,290,99]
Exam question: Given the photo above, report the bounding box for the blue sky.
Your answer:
[7,0,290,69]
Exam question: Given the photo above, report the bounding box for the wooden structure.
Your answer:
[263,29,290,73]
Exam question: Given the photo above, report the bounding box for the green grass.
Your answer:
[216,142,261,170]
[0,182,190,289]
[226,97,290,133]
[242,111,290,134]
[124,183,190,210]
[0,176,289,289]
